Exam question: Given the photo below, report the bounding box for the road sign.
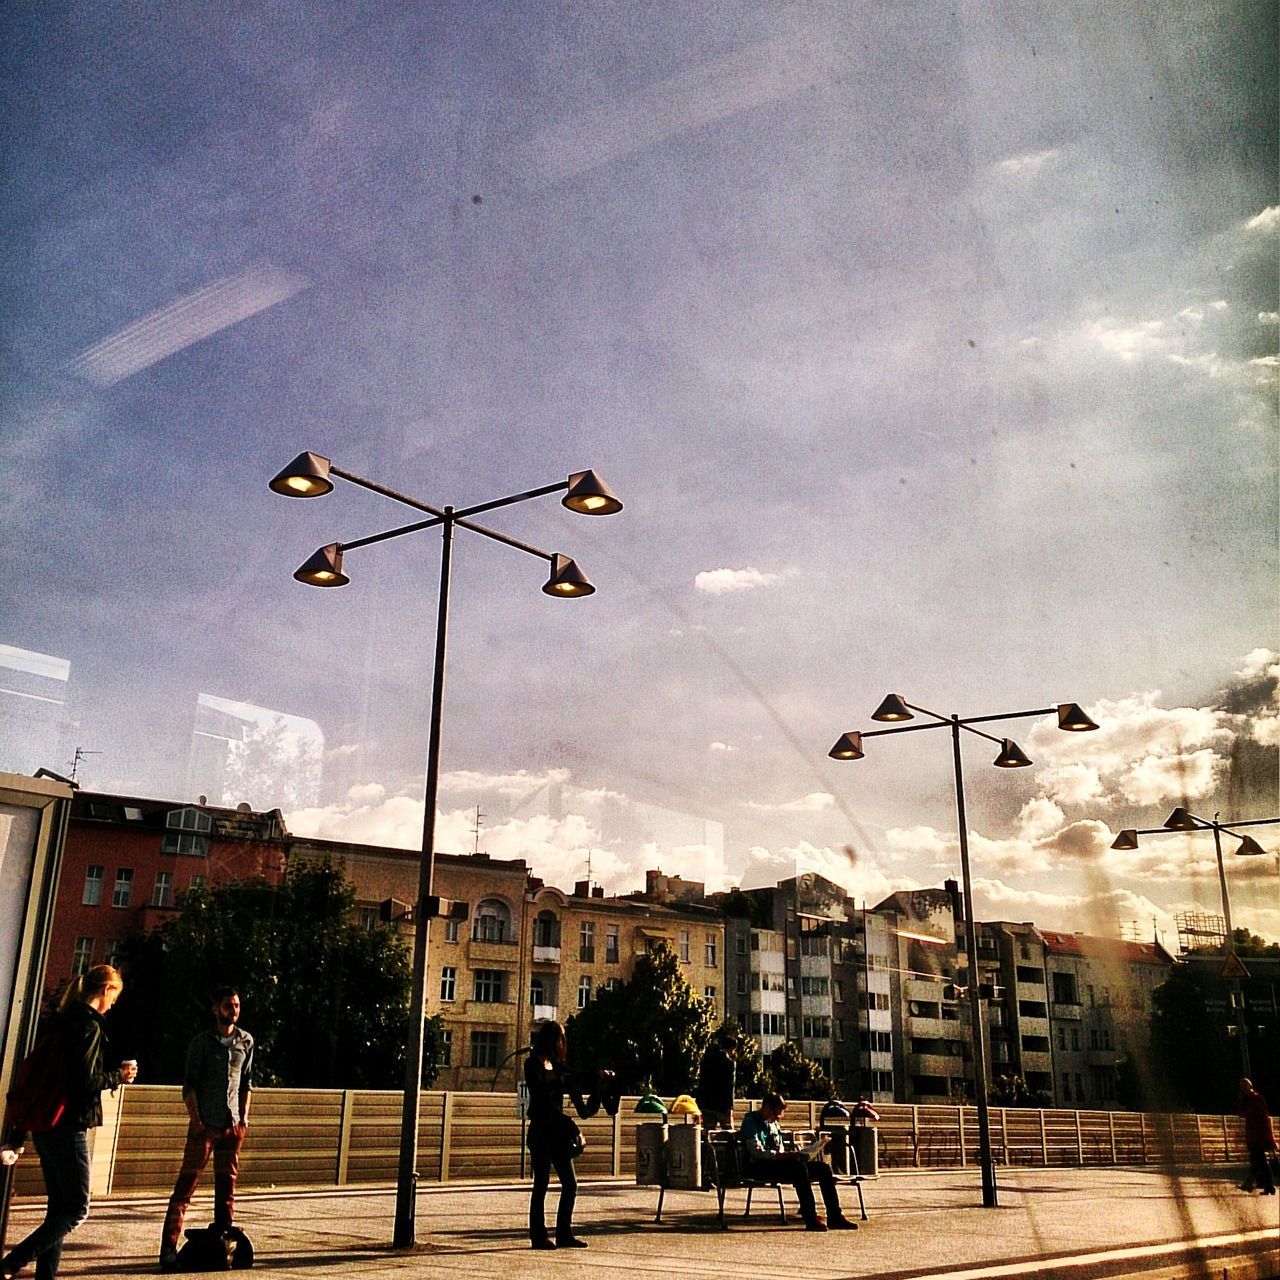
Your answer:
[1220,953,1250,980]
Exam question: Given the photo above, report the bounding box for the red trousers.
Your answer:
[162,1121,245,1247]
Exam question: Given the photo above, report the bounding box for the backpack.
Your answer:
[3,1029,71,1138]
[175,1224,254,1271]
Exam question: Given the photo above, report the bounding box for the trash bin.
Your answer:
[818,1100,853,1177]
[635,1121,667,1185]
[849,1100,880,1177]
[665,1118,702,1190]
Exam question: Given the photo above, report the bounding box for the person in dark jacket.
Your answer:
[1,964,137,1280]
[524,1020,611,1250]
[1237,1078,1277,1195]
[695,1028,737,1129]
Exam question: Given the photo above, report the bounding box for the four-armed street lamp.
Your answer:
[829,695,1098,1208]
[270,451,621,1248]
[1111,809,1278,1078]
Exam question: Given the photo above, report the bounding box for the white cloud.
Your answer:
[709,741,736,752]
[1248,355,1279,368]
[1245,207,1278,232]
[740,841,914,906]
[1175,307,1204,321]
[1118,748,1221,806]
[1080,318,1166,361]
[972,878,1176,940]
[1034,763,1105,807]
[745,791,834,813]
[437,766,570,797]
[1209,299,1229,311]
[1017,796,1065,840]
[1239,649,1280,682]
[694,566,782,594]
[1259,312,1280,325]
[997,148,1060,176]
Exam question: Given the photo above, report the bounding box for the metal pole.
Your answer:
[393,510,455,1249]
[952,718,998,1208]
[1211,820,1251,1079]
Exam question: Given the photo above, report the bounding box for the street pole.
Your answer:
[951,718,998,1208]
[1210,819,1251,1080]
[393,511,455,1249]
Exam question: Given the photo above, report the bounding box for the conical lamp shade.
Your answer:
[294,543,348,587]
[1057,702,1099,732]
[562,469,623,515]
[1235,835,1268,857]
[993,738,1033,768]
[1163,806,1198,831]
[871,694,913,722]
[270,451,333,497]
[829,732,865,761]
[1110,829,1139,851]
[543,553,594,597]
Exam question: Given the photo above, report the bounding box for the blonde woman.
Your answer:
[1,965,137,1280]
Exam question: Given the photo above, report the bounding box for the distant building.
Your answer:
[47,790,287,990]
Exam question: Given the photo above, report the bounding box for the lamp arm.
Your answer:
[342,514,446,552]
[453,480,568,521]
[452,515,554,562]
[1217,816,1280,832]
[331,465,447,518]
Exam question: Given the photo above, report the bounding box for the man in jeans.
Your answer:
[159,988,254,1271]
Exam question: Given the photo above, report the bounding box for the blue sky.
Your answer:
[2,2,1276,944]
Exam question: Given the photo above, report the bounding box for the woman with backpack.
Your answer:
[1,964,137,1280]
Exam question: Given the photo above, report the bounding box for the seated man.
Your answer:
[739,1092,856,1231]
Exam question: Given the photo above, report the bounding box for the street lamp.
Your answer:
[271,452,621,1248]
[829,696,1098,1209]
[1109,809,1278,1077]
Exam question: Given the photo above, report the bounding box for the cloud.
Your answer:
[997,148,1060,176]
[972,878,1176,940]
[745,791,834,813]
[740,841,914,906]
[1248,355,1279,368]
[1118,749,1220,805]
[1259,312,1280,325]
[1033,763,1105,806]
[1245,206,1279,232]
[1080,318,1166,362]
[1017,796,1065,840]
[709,741,736,752]
[694,566,782,595]
[68,265,309,385]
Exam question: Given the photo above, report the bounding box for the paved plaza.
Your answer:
[7,1166,1278,1280]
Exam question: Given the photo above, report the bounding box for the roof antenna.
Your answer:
[69,747,101,784]
[471,804,485,856]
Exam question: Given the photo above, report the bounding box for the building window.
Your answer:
[440,966,457,1002]
[1075,1072,1085,1100]
[801,976,829,997]
[735,933,747,955]
[836,1020,845,1042]
[103,938,123,967]
[704,986,716,1008]
[474,969,505,1003]
[736,973,747,995]
[357,905,379,932]
[152,871,174,908]
[71,936,93,975]
[82,865,104,906]
[162,806,212,856]
[678,930,691,962]
[444,918,460,942]
[438,1029,452,1067]
[1057,1026,1066,1050]
[533,912,559,948]
[530,976,546,1007]
[189,874,206,892]
[579,921,595,963]
[1070,1027,1080,1051]
[802,1016,831,1039]
[833,980,844,1003]
[112,869,134,908]
[470,1030,504,1070]
[705,935,717,966]
[577,975,592,1009]
[472,899,511,943]
[1061,1073,1071,1102]
[605,924,619,963]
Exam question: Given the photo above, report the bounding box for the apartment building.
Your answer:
[47,790,288,989]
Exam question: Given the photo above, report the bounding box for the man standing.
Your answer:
[695,1028,737,1129]
[740,1092,856,1231]
[159,988,254,1270]
[1237,1078,1277,1195]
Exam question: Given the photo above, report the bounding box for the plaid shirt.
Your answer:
[183,1027,254,1127]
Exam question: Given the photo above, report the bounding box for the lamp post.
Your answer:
[829,696,1098,1208]
[1110,810,1278,1078]
[270,452,621,1248]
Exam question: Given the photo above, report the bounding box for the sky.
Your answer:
[2,2,1276,947]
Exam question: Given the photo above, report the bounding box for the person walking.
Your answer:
[1237,1078,1277,1195]
[159,987,254,1270]
[740,1093,857,1231]
[695,1028,737,1130]
[524,1020,610,1250]
[1,964,138,1280]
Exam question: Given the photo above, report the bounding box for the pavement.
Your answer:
[6,1166,1278,1280]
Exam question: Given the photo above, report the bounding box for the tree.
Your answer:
[989,1073,1050,1108]
[110,860,437,1089]
[566,941,713,1095]
[715,1017,766,1098]
[764,1040,834,1100]
[1147,964,1234,1112]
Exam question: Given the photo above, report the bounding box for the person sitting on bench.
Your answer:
[739,1093,857,1232]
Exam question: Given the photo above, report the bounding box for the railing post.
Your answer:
[612,1107,622,1178]
[1074,1110,1083,1166]
[1221,1113,1229,1163]
[912,1105,921,1167]
[336,1089,354,1186]
[1038,1110,1048,1166]
[1000,1107,1008,1165]
[439,1092,453,1183]
[1108,1111,1116,1165]
[1139,1112,1148,1164]
[1195,1115,1204,1164]
[957,1105,966,1166]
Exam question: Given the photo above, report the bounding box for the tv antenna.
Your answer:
[471,804,485,856]
[70,747,101,783]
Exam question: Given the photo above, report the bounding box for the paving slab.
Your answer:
[6,1166,1278,1279]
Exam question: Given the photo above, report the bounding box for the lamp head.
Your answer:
[992,738,1033,768]
[828,732,865,761]
[1056,702,1099,732]
[562,469,623,515]
[543,553,594,597]
[1235,835,1268,857]
[294,543,348,587]
[1163,806,1199,831]
[1110,829,1139,851]
[270,451,334,498]
[871,694,913,722]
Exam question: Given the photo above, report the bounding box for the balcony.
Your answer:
[531,945,561,964]
[469,937,519,963]
[532,1004,558,1022]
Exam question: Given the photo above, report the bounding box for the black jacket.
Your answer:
[524,1055,599,1152]
[58,1001,121,1130]
[695,1046,735,1114]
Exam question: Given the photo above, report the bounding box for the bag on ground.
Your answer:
[174,1224,254,1271]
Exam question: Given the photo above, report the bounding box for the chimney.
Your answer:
[592,885,604,899]
[944,878,962,922]
[574,879,591,897]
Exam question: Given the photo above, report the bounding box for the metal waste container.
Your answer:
[849,1100,880,1177]
[635,1121,667,1185]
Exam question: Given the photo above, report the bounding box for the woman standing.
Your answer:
[1,965,137,1280]
[524,1020,606,1250]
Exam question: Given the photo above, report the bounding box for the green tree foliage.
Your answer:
[566,940,713,1094]
[1147,964,1235,1112]
[110,860,439,1089]
[715,1017,766,1097]
[764,1040,834,1101]
[988,1073,1050,1108]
